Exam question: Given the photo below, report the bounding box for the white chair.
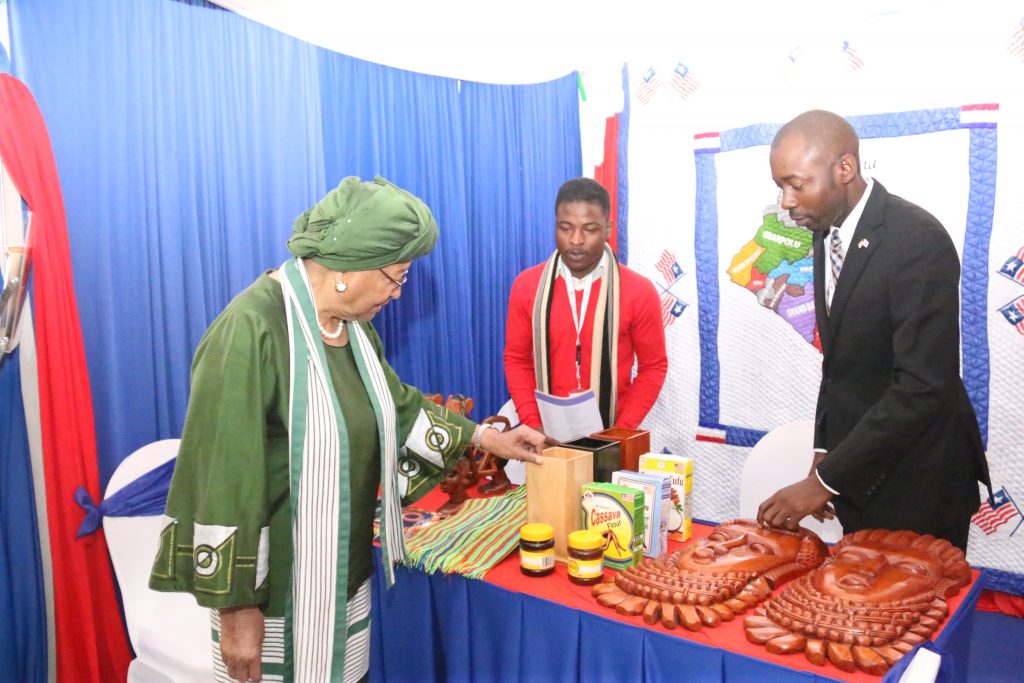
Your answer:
[738,420,843,544]
[898,647,941,683]
[104,439,215,683]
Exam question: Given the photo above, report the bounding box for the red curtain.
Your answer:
[0,73,130,682]
[594,113,619,254]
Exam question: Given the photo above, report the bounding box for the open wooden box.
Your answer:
[592,427,651,473]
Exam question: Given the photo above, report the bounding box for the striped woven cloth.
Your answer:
[402,487,526,579]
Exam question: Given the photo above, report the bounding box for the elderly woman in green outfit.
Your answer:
[150,177,548,683]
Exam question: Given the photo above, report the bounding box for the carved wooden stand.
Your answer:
[426,395,512,514]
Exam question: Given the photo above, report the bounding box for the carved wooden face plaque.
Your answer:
[591,519,828,632]
[744,529,972,676]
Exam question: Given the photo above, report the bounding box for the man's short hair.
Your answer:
[555,178,611,217]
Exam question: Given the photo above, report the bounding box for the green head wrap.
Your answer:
[287,175,438,271]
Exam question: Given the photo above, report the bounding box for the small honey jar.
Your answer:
[519,523,555,577]
[567,530,605,585]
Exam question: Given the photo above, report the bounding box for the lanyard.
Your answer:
[564,268,597,390]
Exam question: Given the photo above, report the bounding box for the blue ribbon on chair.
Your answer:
[74,458,176,538]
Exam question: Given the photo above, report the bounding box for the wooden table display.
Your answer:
[374,487,987,683]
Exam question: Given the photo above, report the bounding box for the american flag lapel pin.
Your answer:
[858,239,870,249]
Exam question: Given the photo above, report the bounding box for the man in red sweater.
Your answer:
[504,178,668,433]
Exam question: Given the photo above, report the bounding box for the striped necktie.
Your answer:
[826,228,844,314]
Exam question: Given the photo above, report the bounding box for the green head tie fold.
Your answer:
[287,175,438,271]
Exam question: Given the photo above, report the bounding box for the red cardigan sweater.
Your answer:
[503,261,668,430]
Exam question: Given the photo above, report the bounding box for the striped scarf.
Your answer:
[403,487,527,578]
[279,257,404,682]
[532,244,621,427]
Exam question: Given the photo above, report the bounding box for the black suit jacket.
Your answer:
[813,181,991,536]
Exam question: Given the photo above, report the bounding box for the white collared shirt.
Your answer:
[556,254,607,290]
[824,177,874,309]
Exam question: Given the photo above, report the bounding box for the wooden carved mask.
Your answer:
[592,519,828,632]
[745,529,971,676]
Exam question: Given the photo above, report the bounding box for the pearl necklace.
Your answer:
[318,317,345,340]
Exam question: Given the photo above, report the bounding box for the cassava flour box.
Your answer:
[638,452,693,542]
[611,470,671,559]
[580,482,645,571]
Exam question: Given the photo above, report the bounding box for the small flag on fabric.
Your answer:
[841,41,864,71]
[660,292,687,327]
[668,62,700,101]
[1009,18,1024,61]
[696,424,727,443]
[997,246,1024,285]
[972,487,1022,535]
[694,131,721,154]
[960,103,999,128]
[656,250,685,283]
[635,67,661,105]
[997,296,1024,335]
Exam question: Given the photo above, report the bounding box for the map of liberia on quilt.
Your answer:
[727,204,817,348]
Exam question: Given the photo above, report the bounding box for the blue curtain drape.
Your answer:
[9,0,580,482]
[0,348,47,683]
[10,0,327,487]
[460,80,582,417]
[318,54,477,400]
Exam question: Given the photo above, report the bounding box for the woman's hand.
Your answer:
[480,425,554,465]
[219,605,264,682]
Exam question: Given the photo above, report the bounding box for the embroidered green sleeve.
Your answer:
[149,304,281,609]
[358,322,476,505]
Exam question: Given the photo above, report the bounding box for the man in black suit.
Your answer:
[756,110,991,552]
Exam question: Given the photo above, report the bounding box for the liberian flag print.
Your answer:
[635,67,661,105]
[660,293,686,327]
[972,487,1022,536]
[841,41,864,70]
[655,250,687,327]
[1009,18,1024,61]
[998,245,1024,285]
[656,250,684,283]
[998,297,1024,335]
[669,62,700,101]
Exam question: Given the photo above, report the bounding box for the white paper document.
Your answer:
[534,389,604,442]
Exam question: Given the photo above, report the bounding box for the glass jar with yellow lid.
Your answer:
[567,529,605,585]
[519,523,555,577]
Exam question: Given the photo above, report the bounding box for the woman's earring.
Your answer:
[335,281,347,293]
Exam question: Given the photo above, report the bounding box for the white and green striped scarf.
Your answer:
[279,257,405,682]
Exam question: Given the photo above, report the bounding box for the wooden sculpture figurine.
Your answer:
[591,519,828,631]
[429,396,519,511]
[743,529,971,676]
[431,394,477,514]
[470,415,514,495]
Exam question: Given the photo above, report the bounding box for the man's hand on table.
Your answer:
[756,475,833,531]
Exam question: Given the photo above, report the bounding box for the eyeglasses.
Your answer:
[379,268,408,290]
